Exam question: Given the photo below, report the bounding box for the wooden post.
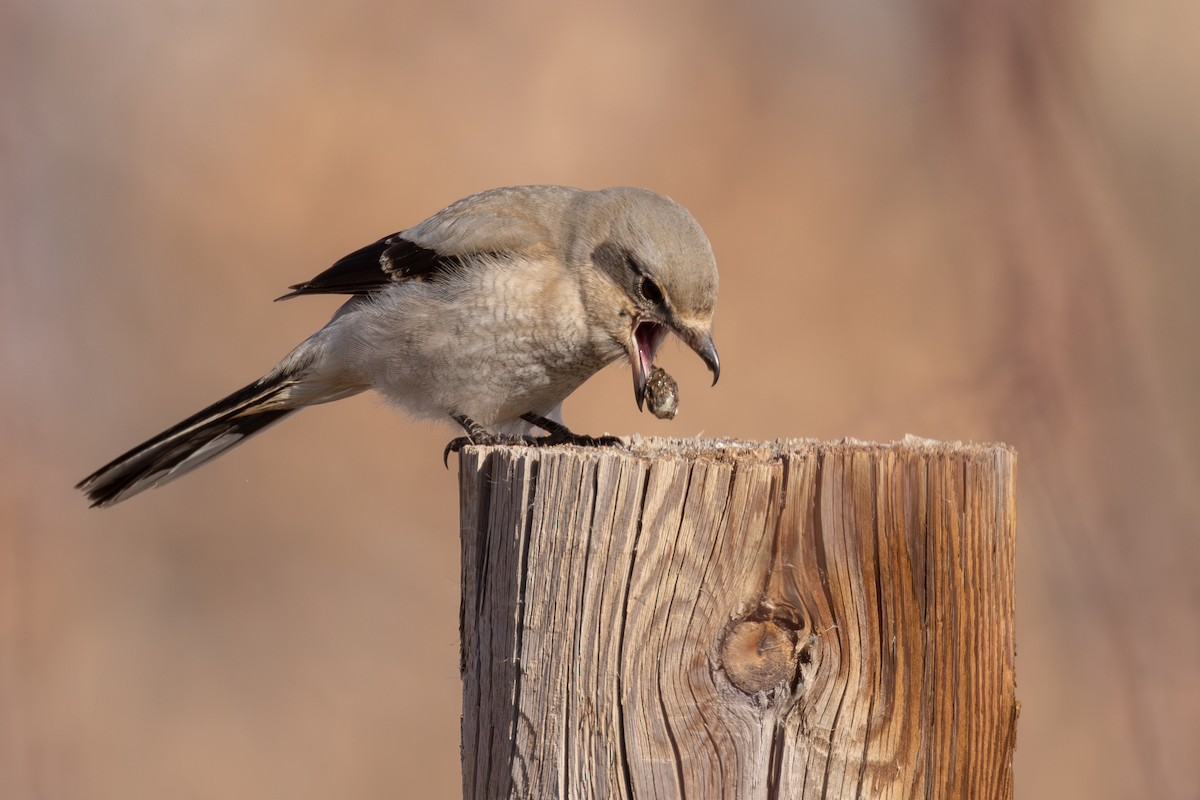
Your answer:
[458,437,1017,799]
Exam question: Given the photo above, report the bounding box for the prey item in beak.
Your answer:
[631,320,669,411]
[629,319,720,410]
[644,366,680,420]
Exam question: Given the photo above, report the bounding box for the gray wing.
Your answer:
[277,186,582,301]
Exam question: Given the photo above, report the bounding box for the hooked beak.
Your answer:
[630,320,720,410]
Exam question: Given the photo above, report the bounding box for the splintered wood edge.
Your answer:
[462,434,1015,464]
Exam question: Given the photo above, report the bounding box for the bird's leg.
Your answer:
[443,414,535,466]
[452,414,491,442]
[519,413,624,448]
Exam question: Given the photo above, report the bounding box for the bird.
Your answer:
[76,185,721,507]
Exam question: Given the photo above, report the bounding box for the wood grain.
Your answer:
[458,437,1017,799]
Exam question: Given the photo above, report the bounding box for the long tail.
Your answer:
[77,371,304,507]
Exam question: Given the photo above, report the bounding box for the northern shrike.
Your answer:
[77,185,720,507]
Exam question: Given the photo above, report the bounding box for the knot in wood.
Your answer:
[720,619,798,694]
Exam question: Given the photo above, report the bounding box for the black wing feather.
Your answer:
[277,234,462,300]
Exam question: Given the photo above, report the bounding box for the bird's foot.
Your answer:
[443,424,535,467]
[443,414,525,465]
[444,413,624,467]
[520,413,624,448]
[443,433,536,467]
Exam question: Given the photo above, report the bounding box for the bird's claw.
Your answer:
[443,436,472,467]
[443,431,537,467]
[536,431,624,448]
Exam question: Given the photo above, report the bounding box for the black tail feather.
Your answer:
[77,375,298,507]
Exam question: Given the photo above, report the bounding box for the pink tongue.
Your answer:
[637,323,664,377]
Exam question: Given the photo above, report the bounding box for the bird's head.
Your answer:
[574,188,720,411]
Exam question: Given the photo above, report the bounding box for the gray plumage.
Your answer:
[77,185,721,507]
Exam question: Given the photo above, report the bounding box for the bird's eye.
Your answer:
[638,275,664,305]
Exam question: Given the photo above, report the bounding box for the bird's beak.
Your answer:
[630,320,720,411]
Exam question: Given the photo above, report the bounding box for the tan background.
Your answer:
[3,1,1198,797]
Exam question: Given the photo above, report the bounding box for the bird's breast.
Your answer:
[339,258,621,427]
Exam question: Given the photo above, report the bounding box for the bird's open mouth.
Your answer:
[636,321,667,382]
[628,318,720,411]
[631,320,667,411]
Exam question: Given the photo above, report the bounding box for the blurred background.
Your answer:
[3,0,1198,797]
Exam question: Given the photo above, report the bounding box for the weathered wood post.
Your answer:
[458,437,1017,799]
